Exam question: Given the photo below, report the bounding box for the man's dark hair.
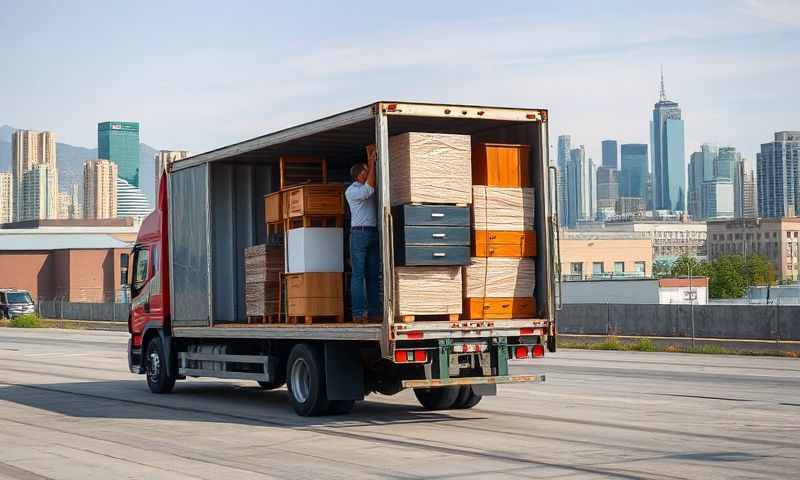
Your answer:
[350,163,367,181]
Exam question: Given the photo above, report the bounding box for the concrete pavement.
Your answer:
[0,328,798,479]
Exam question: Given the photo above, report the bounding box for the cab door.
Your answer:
[129,245,151,336]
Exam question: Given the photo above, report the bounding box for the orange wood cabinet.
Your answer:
[463,297,536,319]
[473,230,537,257]
[279,156,327,189]
[264,192,282,224]
[285,273,343,298]
[286,297,343,317]
[282,183,344,218]
[471,143,531,187]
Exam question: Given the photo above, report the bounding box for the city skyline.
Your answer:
[1,1,797,164]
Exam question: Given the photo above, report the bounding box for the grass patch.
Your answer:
[8,314,42,328]
[560,336,797,357]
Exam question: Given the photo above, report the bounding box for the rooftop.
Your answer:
[0,233,131,251]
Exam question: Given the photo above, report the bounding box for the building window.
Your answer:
[788,232,792,239]
[570,262,583,278]
[614,261,625,273]
[592,262,604,275]
[120,253,129,285]
[634,261,646,274]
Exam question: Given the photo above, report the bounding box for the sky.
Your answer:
[1,0,799,166]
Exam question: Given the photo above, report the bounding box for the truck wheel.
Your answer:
[287,344,329,416]
[452,386,482,409]
[145,337,176,394]
[414,386,460,410]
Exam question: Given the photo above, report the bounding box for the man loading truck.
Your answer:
[345,146,380,322]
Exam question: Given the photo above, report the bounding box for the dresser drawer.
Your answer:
[395,245,470,266]
[393,205,470,227]
[397,226,470,246]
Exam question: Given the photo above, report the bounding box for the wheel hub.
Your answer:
[290,357,311,403]
[147,351,161,382]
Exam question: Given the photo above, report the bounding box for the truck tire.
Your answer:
[287,344,330,416]
[452,386,482,409]
[414,386,460,410]
[145,336,176,394]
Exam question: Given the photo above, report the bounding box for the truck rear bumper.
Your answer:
[402,373,545,389]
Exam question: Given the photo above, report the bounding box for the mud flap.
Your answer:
[325,342,365,401]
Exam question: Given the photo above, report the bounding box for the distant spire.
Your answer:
[659,65,667,102]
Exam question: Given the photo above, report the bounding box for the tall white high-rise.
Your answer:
[11,130,57,221]
[757,131,800,218]
[154,150,190,194]
[734,158,757,218]
[83,160,118,219]
[21,164,58,221]
[0,172,12,224]
[117,177,152,220]
[556,136,571,227]
[565,145,596,227]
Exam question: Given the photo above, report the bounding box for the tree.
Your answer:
[669,255,711,279]
[652,259,672,278]
[742,254,772,287]
[708,255,747,298]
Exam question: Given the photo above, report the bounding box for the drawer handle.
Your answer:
[432,252,447,257]
[431,213,445,218]
[501,304,511,308]
[432,233,446,238]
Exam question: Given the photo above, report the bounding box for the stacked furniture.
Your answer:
[390,132,472,322]
[260,156,345,324]
[244,244,284,323]
[465,143,537,319]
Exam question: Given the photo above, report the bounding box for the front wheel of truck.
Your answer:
[145,337,176,394]
[414,386,460,410]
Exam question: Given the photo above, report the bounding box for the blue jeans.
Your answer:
[350,229,380,317]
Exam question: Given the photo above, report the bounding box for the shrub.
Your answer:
[9,314,42,328]
[628,338,657,352]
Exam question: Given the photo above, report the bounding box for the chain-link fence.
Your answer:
[36,288,130,322]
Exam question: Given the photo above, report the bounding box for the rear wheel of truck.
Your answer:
[257,358,286,390]
[145,337,176,394]
[287,344,329,416]
[452,386,482,409]
[414,386,460,410]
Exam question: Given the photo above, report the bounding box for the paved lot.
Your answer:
[0,328,798,479]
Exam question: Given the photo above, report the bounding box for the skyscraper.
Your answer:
[83,159,118,219]
[619,144,648,200]
[21,164,58,221]
[557,135,571,226]
[117,177,152,220]
[596,166,619,212]
[0,172,12,224]
[717,146,738,181]
[601,140,618,169]
[154,150,190,194]
[734,158,757,218]
[11,130,57,221]
[688,151,704,219]
[703,180,734,219]
[98,121,140,187]
[565,146,595,227]
[757,131,800,218]
[650,71,685,212]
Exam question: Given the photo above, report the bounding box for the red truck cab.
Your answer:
[127,175,171,384]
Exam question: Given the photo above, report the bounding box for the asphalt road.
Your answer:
[0,329,798,479]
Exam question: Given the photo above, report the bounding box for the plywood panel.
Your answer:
[395,266,462,315]
[389,132,472,206]
[472,186,535,231]
[463,257,536,298]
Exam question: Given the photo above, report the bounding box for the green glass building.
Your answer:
[98,121,140,187]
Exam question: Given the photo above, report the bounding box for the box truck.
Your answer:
[127,101,560,416]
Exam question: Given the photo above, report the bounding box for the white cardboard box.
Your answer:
[287,227,344,273]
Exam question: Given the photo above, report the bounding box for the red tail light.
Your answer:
[406,331,423,340]
[414,350,427,362]
[394,350,428,363]
[514,346,529,359]
[394,350,408,362]
[532,344,545,358]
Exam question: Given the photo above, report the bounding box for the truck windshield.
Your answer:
[7,292,32,304]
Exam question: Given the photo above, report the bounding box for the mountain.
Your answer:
[0,125,157,207]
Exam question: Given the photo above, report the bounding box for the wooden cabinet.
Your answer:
[285,273,343,298]
[282,183,344,218]
[472,143,531,187]
[473,230,537,257]
[264,192,282,224]
[464,297,536,319]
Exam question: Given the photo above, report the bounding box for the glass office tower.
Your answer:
[98,121,140,187]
